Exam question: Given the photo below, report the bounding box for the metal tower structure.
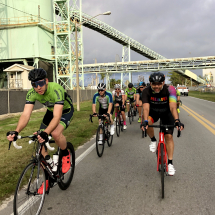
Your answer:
[0,0,7,60]
[53,0,84,89]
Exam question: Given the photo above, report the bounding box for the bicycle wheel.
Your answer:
[160,143,164,198]
[131,108,134,121]
[121,117,124,132]
[95,125,105,157]
[13,162,46,215]
[116,115,121,137]
[129,109,132,124]
[58,142,76,190]
[107,125,113,147]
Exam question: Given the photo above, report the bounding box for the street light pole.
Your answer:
[75,11,111,111]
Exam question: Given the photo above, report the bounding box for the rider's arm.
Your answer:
[169,86,179,120]
[107,102,113,114]
[92,104,96,113]
[15,104,34,133]
[122,95,125,106]
[143,103,150,121]
[136,93,140,104]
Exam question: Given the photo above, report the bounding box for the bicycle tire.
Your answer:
[129,109,132,124]
[160,143,164,198]
[58,142,76,190]
[142,130,145,138]
[95,125,105,157]
[121,118,124,132]
[13,162,46,215]
[106,124,113,147]
[116,115,120,137]
[131,108,134,121]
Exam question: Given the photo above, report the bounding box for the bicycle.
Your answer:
[115,106,124,137]
[8,132,75,215]
[142,121,181,199]
[89,114,113,157]
[127,99,136,124]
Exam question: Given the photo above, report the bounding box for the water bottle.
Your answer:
[52,154,59,172]
[45,155,53,168]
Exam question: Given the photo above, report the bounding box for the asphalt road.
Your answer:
[1,96,215,215]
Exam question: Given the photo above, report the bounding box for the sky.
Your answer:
[79,0,215,85]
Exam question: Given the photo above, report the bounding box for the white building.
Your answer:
[202,69,215,86]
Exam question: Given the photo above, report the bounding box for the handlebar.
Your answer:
[141,124,181,138]
[89,114,110,123]
[8,134,55,151]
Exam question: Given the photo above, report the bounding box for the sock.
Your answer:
[123,121,126,125]
[151,136,156,142]
[168,159,173,165]
[61,148,69,156]
[115,113,117,117]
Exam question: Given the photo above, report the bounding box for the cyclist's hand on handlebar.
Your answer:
[33,131,49,143]
[93,112,97,117]
[136,104,139,107]
[140,120,148,131]
[175,120,184,131]
[6,131,18,141]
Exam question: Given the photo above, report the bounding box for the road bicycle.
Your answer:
[142,121,181,199]
[126,99,136,124]
[115,106,124,137]
[89,114,113,157]
[8,132,75,215]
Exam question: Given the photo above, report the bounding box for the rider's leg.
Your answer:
[51,124,67,150]
[146,116,157,153]
[164,134,174,160]
[126,100,130,112]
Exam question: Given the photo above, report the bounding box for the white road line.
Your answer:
[75,143,96,165]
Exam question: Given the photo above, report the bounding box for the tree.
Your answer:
[99,73,106,83]
[110,79,120,88]
[137,75,145,84]
[167,71,186,86]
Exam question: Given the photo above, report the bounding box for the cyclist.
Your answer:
[92,83,114,144]
[6,68,74,192]
[136,81,146,123]
[140,72,184,176]
[125,83,136,117]
[112,84,127,130]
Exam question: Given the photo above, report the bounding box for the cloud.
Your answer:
[80,0,214,83]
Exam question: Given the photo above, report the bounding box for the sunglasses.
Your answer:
[151,82,162,86]
[115,88,120,90]
[98,89,104,92]
[140,87,144,88]
[31,79,46,88]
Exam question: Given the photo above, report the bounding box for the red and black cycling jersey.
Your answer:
[142,85,177,113]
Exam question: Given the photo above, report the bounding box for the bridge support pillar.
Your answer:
[121,39,131,87]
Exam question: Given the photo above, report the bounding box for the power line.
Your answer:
[0,2,52,22]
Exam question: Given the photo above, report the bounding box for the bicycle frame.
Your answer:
[157,131,168,173]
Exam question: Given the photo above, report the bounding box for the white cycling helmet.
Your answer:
[114,84,121,89]
[97,83,106,90]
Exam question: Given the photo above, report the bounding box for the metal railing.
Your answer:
[8,79,23,89]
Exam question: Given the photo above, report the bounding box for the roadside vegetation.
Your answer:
[189,91,215,102]
[0,100,98,203]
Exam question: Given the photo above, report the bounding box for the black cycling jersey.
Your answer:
[142,85,177,113]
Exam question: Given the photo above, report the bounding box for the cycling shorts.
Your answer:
[149,111,174,135]
[40,106,74,130]
[126,98,135,103]
[114,101,125,111]
[99,107,114,116]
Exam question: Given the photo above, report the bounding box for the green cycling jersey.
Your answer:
[176,89,180,97]
[26,82,73,112]
[125,87,136,99]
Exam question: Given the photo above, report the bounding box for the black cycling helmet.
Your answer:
[149,72,165,83]
[128,83,133,88]
[28,68,47,82]
[97,83,106,90]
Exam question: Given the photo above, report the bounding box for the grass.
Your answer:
[0,100,98,203]
[189,91,215,102]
